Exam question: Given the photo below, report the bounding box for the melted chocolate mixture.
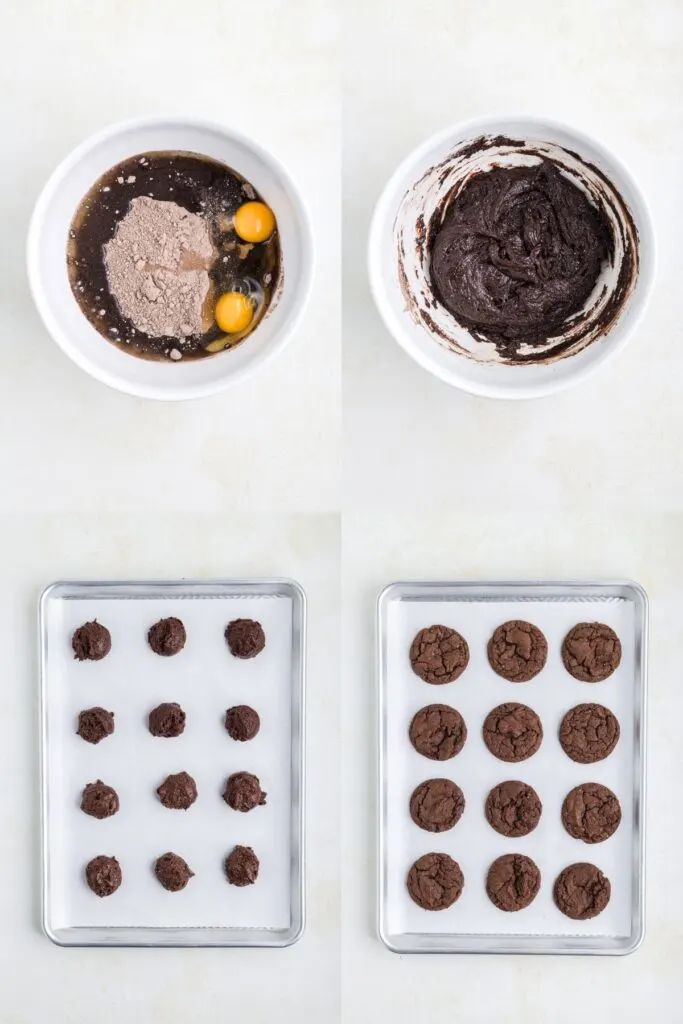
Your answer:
[430,161,612,354]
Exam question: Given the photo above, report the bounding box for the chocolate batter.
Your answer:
[85,855,122,897]
[225,618,266,659]
[225,845,260,886]
[430,161,611,353]
[148,617,186,656]
[148,702,186,738]
[77,707,115,744]
[157,771,198,810]
[225,705,261,741]
[72,620,111,661]
[154,852,194,891]
[223,771,267,812]
[80,780,119,819]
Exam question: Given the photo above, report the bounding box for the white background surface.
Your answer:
[343,0,682,1021]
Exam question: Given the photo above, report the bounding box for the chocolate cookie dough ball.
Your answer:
[483,703,543,762]
[77,707,115,744]
[409,704,467,761]
[559,703,620,764]
[225,845,260,886]
[561,783,621,843]
[148,616,186,657]
[409,625,469,684]
[225,618,266,659]
[554,862,611,920]
[72,620,111,661]
[486,854,541,912]
[487,620,548,682]
[407,852,464,911]
[223,771,267,812]
[225,705,260,742]
[409,778,465,833]
[85,855,122,897]
[156,771,197,810]
[148,702,186,738]
[562,622,622,682]
[485,780,542,837]
[80,780,119,819]
[154,852,194,892]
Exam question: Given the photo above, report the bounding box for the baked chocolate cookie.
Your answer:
[487,620,548,682]
[85,855,121,897]
[77,707,115,744]
[562,622,621,682]
[409,778,465,833]
[225,618,266,659]
[554,862,611,920]
[225,705,261,742]
[559,703,620,763]
[72,620,111,661]
[225,845,259,886]
[409,704,467,760]
[486,854,541,911]
[223,771,267,812]
[148,702,186,738]
[409,625,469,684]
[148,616,186,656]
[80,780,119,819]
[561,783,621,843]
[156,771,197,810]
[154,852,194,891]
[407,852,464,911]
[483,703,543,762]
[485,780,542,837]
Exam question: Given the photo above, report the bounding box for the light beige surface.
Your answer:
[342,0,682,1021]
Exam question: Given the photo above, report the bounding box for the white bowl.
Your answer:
[368,116,655,399]
[28,117,314,400]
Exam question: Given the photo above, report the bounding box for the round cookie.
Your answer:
[85,855,121,897]
[486,854,541,911]
[223,771,267,812]
[409,778,465,833]
[559,703,620,764]
[409,625,469,684]
[225,705,261,742]
[409,704,467,760]
[554,862,611,920]
[485,780,542,838]
[487,620,548,682]
[77,707,115,744]
[561,783,621,843]
[154,852,194,891]
[225,618,266,659]
[483,703,543,762]
[72,620,111,661]
[148,702,186,738]
[148,617,186,656]
[156,771,197,810]
[562,622,621,682]
[225,845,260,886]
[407,852,464,911]
[80,780,119,819]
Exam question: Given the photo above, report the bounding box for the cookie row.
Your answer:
[77,703,260,743]
[80,770,267,818]
[410,620,622,684]
[409,778,621,843]
[71,616,266,661]
[407,853,611,919]
[85,846,259,898]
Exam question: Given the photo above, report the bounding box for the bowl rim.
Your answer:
[27,114,314,401]
[367,114,656,400]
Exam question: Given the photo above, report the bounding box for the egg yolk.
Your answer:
[214,292,254,334]
[233,201,276,243]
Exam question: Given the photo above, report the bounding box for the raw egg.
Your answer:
[214,291,254,334]
[233,201,276,243]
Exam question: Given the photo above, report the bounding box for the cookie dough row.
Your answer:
[77,703,260,743]
[85,846,259,897]
[410,701,620,764]
[71,616,266,661]
[410,621,622,684]
[409,778,621,843]
[407,853,611,919]
[80,771,267,818]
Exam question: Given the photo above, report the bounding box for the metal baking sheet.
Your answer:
[377,580,647,955]
[40,579,305,947]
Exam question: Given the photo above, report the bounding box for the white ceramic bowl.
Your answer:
[368,116,655,399]
[28,117,314,400]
